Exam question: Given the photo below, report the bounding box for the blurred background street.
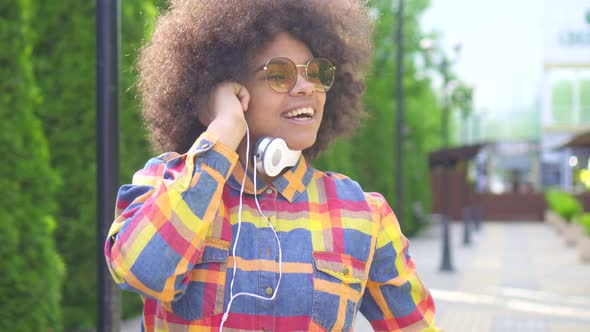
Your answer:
[355,221,590,331]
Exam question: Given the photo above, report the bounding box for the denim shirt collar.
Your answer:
[226,156,313,203]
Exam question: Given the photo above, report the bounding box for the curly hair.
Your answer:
[138,0,373,159]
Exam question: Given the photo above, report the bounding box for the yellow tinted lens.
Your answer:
[307,58,335,92]
[265,58,296,93]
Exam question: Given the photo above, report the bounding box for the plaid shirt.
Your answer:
[105,132,438,332]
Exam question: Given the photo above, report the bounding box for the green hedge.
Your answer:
[31,1,157,329]
[578,213,590,236]
[0,0,64,330]
[545,189,583,223]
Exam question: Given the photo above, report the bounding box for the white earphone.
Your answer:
[220,128,301,331]
[254,137,302,177]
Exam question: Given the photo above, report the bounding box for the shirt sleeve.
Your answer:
[360,193,440,332]
[104,131,238,302]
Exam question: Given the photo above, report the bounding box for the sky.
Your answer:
[420,0,544,114]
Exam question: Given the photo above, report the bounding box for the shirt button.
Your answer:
[265,286,273,296]
[265,188,274,195]
[343,268,350,275]
[266,248,271,257]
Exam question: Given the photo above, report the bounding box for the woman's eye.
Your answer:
[267,74,285,81]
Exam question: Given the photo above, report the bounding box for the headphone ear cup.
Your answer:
[254,137,301,177]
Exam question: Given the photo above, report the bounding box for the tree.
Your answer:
[0,0,64,330]
[31,1,157,328]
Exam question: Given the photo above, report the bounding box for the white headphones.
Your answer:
[254,137,302,177]
[220,132,297,331]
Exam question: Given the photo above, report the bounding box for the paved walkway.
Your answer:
[123,221,590,331]
[355,220,590,332]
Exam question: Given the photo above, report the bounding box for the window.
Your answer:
[551,80,574,125]
[580,79,590,123]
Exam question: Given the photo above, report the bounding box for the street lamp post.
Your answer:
[440,61,454,271]
[420,39,462,272]
[454,83,475,246]
[97,0,121,331]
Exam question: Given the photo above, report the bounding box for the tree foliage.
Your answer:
[31,1,157,329]
[0,0,64,330]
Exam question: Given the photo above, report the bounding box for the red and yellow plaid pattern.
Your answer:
[105,131,439,331]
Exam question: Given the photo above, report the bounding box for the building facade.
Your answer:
[541,0,590,190]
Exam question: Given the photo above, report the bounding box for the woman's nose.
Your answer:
[289,68,314,96]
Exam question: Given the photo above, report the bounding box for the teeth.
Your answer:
[284,107,315,118]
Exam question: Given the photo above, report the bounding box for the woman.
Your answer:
[105,1,439,331]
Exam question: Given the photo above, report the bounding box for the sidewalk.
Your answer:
[355,220,590,332]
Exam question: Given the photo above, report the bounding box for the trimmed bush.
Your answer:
[579,213,590,236]
[545,189,583,223]
[31,1,157,328]
[0,0,64,330]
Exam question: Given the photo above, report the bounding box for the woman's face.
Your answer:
[241,32,326,152]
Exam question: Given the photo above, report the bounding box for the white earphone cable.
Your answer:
[219,122,284,331]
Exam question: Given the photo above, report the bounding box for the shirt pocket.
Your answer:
[170,238,230,321]
[311,251,367,332]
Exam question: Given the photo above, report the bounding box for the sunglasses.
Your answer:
[256,57,336,93]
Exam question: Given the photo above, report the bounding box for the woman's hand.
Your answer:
[201,81,250,151]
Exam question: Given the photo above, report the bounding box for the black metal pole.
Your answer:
[395,0,405,226]
[97,0,121,331]
[461,111,471,246]
[440,58,454,272]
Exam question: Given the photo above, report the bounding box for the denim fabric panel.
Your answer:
[312,291,357,331]
[170,260,228,321]
[129,232,184,294]
[200,243,229,263]
[311,269,364,293]
[228,222,263,261]
[331,176,365,201]
[341,228,372,262]
[276,273,314,316]
[379,282,417,317]
[162,155,184,180]
[358,289,385,322]
[170,242,229,321]
[116,185,154,236]
[190,138,215,155]
[182,171,218,220]
[343,299,358,332]
[293,189,308,203]
[312,291,340,330]
[118,184,154,208]
[368,244,400,282]
[143,154,170,169]
[311,252,366,331]
[279,228,313,262]
[195,145,234,179]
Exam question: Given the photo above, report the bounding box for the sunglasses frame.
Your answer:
[256,57,336,94]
